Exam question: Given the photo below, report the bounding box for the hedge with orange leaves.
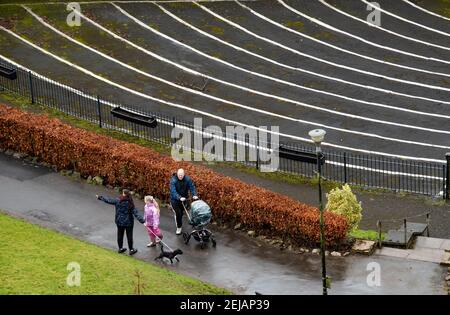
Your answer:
[0,104,349,245]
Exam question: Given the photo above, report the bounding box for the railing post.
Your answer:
[343,152,347,183]
[403,219,407,248]
[443,165,446,200]
[445,153,450,200]
[234,131,237,164]
[172,117,176,145]
[256,130,260,171]
[28,71,34,104]
[377,220,382,249]
[96,95,102,128]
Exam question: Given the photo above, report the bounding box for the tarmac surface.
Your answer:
[0,152,446,295]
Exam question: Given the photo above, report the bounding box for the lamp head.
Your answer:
[308,129,326,144]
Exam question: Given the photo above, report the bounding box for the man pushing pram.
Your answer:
[169,168,216,249]
[170,168,199,235]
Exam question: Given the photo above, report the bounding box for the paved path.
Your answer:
[0,153,446,295]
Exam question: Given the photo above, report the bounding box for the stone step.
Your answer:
[441,252,450,266]
[383,230,414,248]
[377,235,450,264]
[415,236,450,250]
[397,222,429,236]
[376,246,449,264]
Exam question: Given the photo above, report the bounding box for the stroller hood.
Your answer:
[189,200,212,226]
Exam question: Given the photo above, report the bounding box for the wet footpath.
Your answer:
[0,153,446,295]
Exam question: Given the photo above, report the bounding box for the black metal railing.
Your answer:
[0,59,447,198]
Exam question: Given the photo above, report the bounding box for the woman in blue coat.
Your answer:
[96,189,144,255]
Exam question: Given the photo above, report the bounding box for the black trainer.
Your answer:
[118,248,127,254]
[129,248,138,256]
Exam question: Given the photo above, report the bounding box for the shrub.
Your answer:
[0,104,349,245]
[326,184,362,232]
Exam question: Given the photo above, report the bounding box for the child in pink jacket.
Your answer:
[144,196,163,247]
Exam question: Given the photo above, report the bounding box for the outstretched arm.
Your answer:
[97,196,118,205]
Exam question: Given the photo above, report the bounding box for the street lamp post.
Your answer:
[308,129,327,296]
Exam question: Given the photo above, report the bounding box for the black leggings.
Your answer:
[171,200,186,228]
[117,226,134,249]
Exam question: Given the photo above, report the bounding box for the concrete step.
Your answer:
[398,222,429,236]
[375,247,444,264]
[441,252,450,266]
[383,230,414,248]
[382,222,430,249]
[415,236,450,250]
[377,236,450,264]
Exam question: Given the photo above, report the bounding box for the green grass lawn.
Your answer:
[0,211,230,294]
[349,229,385,241]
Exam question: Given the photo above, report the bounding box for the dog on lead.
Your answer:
[154,244,183,264]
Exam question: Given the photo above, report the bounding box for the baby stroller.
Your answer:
[182,199,216,249]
